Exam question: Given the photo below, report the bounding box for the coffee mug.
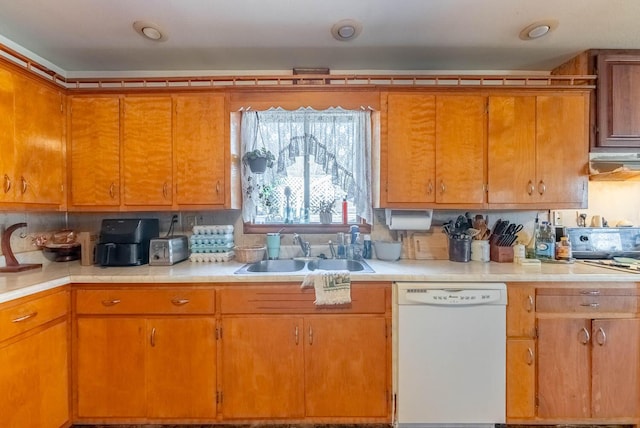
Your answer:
[266,233,281,259]
[591,215,603,228]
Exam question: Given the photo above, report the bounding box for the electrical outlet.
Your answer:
[185,215,197,230]
[551,210,562,226]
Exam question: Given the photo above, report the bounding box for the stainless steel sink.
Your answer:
[307,259,374,272]
[236,259,306,273]
[234,258,374,273]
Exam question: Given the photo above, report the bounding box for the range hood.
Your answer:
[589,152,640,181]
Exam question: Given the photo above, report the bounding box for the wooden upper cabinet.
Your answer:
[435,95,486,205]
[0,68,15,203]
[174,94,226,206]
[69,96,120,208]
[596,54,640,148]
[385,93,436,205]
[13,73,64,206]
[122,96,173,207]
[488,93,588,207]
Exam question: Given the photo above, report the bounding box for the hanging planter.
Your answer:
[242,147,275,174]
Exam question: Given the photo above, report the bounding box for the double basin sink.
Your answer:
[235,258,374,274]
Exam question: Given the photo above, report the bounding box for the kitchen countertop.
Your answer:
[1,252,639,304]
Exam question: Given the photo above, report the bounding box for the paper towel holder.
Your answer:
[385,209,433,230]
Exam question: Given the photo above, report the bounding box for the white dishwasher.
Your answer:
[396,282,507,428]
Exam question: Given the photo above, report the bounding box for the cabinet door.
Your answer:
[506,285,536,338]
[435,95,486,205]
[487,96,537,204]
[76,317,146,417]
[174,94,226,206]
[69,96,120,208]
[537,318,591,418]
[304,316,388,417]
[591,318,640,418]
[220,317,304,418]
[385,93,436,204]
[0,67,15,203]
[596,54,640,148]
[506,338,535,419]
[13,74,64,205]
[146,317,216,418]
[0,321,69,428]
[122,96,173,207]
[536,94,588,205]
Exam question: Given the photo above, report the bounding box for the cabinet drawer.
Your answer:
[220,284,387,314]
[0,290,68,342]
[75,288,215,314]
[536,295,638,313]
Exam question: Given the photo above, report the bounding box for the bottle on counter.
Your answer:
[555,236,573,260]
[535,221,556,260]
[363,234,372,259]
[342,198,348,224]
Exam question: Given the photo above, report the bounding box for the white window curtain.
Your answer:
[240,107,372,223]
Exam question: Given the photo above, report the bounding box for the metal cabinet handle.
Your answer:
[216,180,221,194]
[294,325,299,345]
[526,180,534,196]
[12,311,38,323]
[162,182,168,199]
[526,347,534,366]
[595,327,607,346]
[580,289,600,295]
[580,302,600,308]
[150,327,156,347]
[439,180,445,194]
[101,299,121,307]
[109,182,115,199]
[20,176,27,194]
[526,295,534,312]
[537,180,546,195]
[171,298,190,306]
[3,174,10,193]
[308,326,313,345]
[579,327,591,345]
[427,180,433,195]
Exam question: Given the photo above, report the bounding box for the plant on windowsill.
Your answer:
[242,147,275,174]
[313,198,336,224]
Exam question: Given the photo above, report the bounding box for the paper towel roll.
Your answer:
[385,209,433,230]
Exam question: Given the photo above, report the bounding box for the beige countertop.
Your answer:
[1,252,638,304]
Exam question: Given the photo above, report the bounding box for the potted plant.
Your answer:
[313,198,336,224]
[242,147,275,174]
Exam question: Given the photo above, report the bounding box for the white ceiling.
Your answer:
[1,0,639,77]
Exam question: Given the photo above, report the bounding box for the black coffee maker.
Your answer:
[96,219,159,266]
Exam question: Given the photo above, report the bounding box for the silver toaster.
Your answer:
[149,236,189,266]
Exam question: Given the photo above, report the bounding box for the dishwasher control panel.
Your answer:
[396,282,507,306]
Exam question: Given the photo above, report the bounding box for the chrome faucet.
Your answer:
[293,233,312,258]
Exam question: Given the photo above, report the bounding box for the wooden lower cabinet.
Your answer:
[0,290,69,428]
[219,283,391,422]
[538,317,640,420]
[76,316,216,420]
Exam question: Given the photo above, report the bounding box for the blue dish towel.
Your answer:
[301,270,351,305]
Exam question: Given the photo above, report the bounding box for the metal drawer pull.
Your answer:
[294,326,299,345]
[526,348,534,365]
[20,176,28,194]
[109,182,115,199]
[171,298,190,306]
[439,180,445,194]
[101,299,121,307]
[526,180,534,195]
[308,326,313,345]
[579,290,600,295]
[579,327,590,345]
[537,180,546,195]
[3,174,11,193]
[162,182,168,199]
[580,302,600,308]
[595,327,607,346]
[150,327,156,347]
[216,180,221,193]
[11,311,38,323]
[427,180,433,195]
[526,295,534,312]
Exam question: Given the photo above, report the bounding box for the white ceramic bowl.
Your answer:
[373,241,402,261]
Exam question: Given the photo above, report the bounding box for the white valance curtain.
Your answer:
[240,107,372,223]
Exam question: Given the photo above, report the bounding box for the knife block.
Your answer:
[490,243,514,263]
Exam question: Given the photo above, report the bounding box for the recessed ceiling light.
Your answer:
[133,21,167,42]
[331,19,362,41]
[519,20,558,40]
